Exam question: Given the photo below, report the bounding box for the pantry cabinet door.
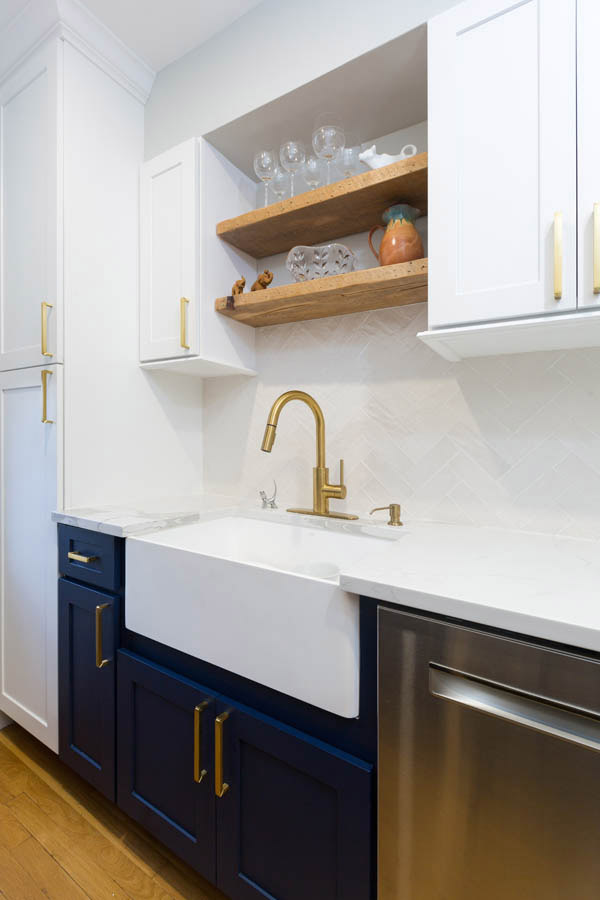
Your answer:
[0,365,61,751]
[428,0,576,327]
[139,139,199,361]
[577,0,600,308]
[0,41,61,370]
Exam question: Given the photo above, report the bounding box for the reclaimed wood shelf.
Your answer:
[216,153,428,258]
[215,259,428,327]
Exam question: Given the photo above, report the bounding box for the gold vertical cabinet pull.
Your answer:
[41,302,53,357]
[215,711,230,798]
[41,369,53,424]
[180,297,190,349]
[594,203,600,294]
[194,700,210,784]
[95,603,110,669]
[554,211,563,300]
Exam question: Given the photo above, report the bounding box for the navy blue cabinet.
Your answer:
[116,651,218,883]
[58,578,119,800]
[116,654,373,899]
[216,701,373,900]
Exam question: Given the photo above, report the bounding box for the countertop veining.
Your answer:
[52,494,237,537]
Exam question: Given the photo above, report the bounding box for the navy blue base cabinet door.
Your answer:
[216,702,373,900]
[58,578,119,801]
[116,651,217,883]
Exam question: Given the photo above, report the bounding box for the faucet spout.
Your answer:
[260,390,357,520]
[261,390,326,468]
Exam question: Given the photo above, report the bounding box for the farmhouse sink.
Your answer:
[126,513,400,717]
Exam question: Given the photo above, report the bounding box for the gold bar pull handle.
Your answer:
[180,297,190,349]
[41,302,53,357]
[554,211,563,300]
[194,700,210,784]
[95,603,110,669]
[215,711,230,798]
[594,203,600,294]
[41,369,53,424]
[67,551,98,564]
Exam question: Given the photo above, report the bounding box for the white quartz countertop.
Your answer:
[340,521,600,652]
[53,500,600,652]
[52,494,236,537]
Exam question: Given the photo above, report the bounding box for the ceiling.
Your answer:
[0,0,265,70]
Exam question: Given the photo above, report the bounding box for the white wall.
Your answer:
[63,43,204,508]
[145,0,454,158]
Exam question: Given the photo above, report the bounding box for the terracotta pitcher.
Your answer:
[368,204,423,266]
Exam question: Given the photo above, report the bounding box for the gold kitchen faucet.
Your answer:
[261,390,358,520]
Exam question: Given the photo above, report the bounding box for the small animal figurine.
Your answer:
[231,277,246,295]
[358,144,417,170]
[251,269,274,291]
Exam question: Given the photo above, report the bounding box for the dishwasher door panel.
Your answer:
[378,607,600,900]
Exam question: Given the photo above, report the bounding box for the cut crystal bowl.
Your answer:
[286,243,356,282]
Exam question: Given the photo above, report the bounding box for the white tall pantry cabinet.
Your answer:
[0,40,61,371]
[0,366,61,747]
[0,2,153,751]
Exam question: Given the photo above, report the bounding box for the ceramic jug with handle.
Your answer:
[368,204,424,266]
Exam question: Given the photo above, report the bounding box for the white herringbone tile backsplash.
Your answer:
[204,302,600,540]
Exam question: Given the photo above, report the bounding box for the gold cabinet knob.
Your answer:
[370,503,403,526]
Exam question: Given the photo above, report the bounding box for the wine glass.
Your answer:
[303,156,324,190]
[254,149,277,207]
[279,140,306,198]
[270,168,289,203]
[338,135,362,178]
[312,113,345,185]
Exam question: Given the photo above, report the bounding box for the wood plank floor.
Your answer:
[0,724,228,900]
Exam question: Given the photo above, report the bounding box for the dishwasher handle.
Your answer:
[430,663,600,753]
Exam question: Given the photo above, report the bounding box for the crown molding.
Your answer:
[0,0,155,103]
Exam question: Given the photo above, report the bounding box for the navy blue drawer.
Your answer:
[58,525,123,593]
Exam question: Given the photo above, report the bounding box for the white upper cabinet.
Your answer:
[0,41,62,370]
[577,0,600,309]
[428,0,577,328]
[140,139,198,361]
[139,138,256,376]
[0,365,61,751]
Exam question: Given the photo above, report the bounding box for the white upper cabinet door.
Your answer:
[140,139,198,361]
[577,0,600,308]
[0,365,61,751]
[0,41,61,370]
[428,0,577,328]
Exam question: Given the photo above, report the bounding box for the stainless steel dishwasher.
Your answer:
[379,607,600,900]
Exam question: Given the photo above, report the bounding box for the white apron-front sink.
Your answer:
[125,513,400,717]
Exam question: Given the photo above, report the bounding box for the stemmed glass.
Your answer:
[303,156,324,190]
[270,168,289,203]
[338,135,362,178]
[279,140,306,198]
[254,149,277,207]
[312,113,345,185]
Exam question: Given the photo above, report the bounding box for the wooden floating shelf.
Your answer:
[215,260,428,327]
[216,154,428,258]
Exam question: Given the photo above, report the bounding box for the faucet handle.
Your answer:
[370,504,403,526]
[339,458,345,485]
